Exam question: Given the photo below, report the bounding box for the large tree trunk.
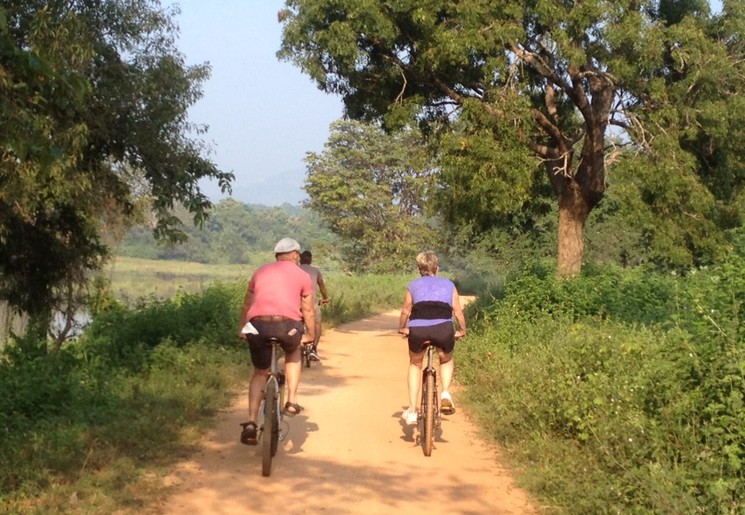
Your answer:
[557,184,591,278]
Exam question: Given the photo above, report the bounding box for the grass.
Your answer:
[100,256,413,326]
[1,260,413,514]
[100,256,256,303]
[37,256,737,514]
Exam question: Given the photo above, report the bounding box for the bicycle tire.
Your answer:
[262,379,277,476]
[279,375,286,420]
[270,399,279,457]
[303,345,311,368]
[422,370,435,456]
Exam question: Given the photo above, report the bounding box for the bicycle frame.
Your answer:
[257,338,286,477]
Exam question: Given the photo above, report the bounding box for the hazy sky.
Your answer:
[174,1,344,205]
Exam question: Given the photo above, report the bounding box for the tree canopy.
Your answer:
[0,1,232,331]
[278,0,745,275]
[304,119,439,272]
[117,199,338,265]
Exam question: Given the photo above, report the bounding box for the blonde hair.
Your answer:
[416,251,439,276]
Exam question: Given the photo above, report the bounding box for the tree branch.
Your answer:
[531,107,568,149]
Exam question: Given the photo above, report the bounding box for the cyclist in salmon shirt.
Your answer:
[238,237,315,445]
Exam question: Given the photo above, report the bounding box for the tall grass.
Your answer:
[99,256,255,303]
[322,273,412,327]
[458,258,745,513]
[0,267,410,513]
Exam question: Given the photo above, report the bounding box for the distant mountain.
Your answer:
[230,168,308,207]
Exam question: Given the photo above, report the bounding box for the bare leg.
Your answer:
[407,351,424,410]
[439,351,454,392]
[313,309,322,347]
[284,346,302,405]
[248,368,270,422]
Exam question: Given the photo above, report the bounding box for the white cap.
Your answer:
[273,237,301,253]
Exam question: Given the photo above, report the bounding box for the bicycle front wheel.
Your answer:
[422,371,435,457]
[262,380,277,476]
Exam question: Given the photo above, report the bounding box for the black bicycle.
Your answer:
[301,342,313,368]
[257,337,286,476]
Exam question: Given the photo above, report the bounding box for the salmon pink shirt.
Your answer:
[246,260,313,321]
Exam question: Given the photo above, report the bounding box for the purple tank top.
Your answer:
[407,276,454,327]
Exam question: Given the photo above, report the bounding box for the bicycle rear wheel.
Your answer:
[422,371,435,456]
[262,380,277,476]
[303,344,311,368]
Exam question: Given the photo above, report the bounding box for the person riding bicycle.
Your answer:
[398,251,466,426]
[238,237,316,445]
[299,250,329,361]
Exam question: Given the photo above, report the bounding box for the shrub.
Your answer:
[459,256,745,513]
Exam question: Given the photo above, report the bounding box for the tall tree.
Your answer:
[0,2,233,341]
[304,119,438,272]
[278,0,744,275]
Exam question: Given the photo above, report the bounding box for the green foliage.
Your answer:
[116,199,339,265]
[279,0,745,275]
[322,273,412,326]
[0,1,233,329]
[0,282,247,512]
[304,120,440,272]
[83,283,244,370]
[460,255,745,513]
[0,268,410,512]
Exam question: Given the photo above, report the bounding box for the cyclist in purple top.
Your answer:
[398,251,467,426]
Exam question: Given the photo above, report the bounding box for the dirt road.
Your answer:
[158,309,536,514]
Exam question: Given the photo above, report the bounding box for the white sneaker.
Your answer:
[440,391,455,414]
[401,408,418,426]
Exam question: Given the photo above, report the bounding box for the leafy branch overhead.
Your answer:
[0,1,233,336]
[279,0,745,275]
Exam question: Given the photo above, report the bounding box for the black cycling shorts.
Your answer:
[247,319,304,370]
[407,321,455,354]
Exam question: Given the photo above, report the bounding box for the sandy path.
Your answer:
[158,310,536,514]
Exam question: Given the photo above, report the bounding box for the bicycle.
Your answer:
[302,341,313,368]
[302,300,327,368]
[243,337,286,477]
[417,340,440,457]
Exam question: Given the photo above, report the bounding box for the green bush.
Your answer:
[0,283,248,511]
[82,283,244,370]
[322,273,412,327]
[0,270,409,512]
[459,255,745,513]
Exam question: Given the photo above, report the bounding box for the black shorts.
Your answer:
[407,322,455,354]
[247,319,304,369]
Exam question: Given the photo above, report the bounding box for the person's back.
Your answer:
[299,263,320,302]
[407,275,455,327]
[238,238,315,445]
[299,250,329,359]
[249,260,311,321]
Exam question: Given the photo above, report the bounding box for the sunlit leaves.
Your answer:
[304,120,438,272]
[281,0,745,273]
[0,1,233,332]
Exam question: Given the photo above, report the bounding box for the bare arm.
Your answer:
[317,276,329,303]
[239,288,254,339]
[300,294,315,342]
[398,289,413,336]
[452,287,467,338]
